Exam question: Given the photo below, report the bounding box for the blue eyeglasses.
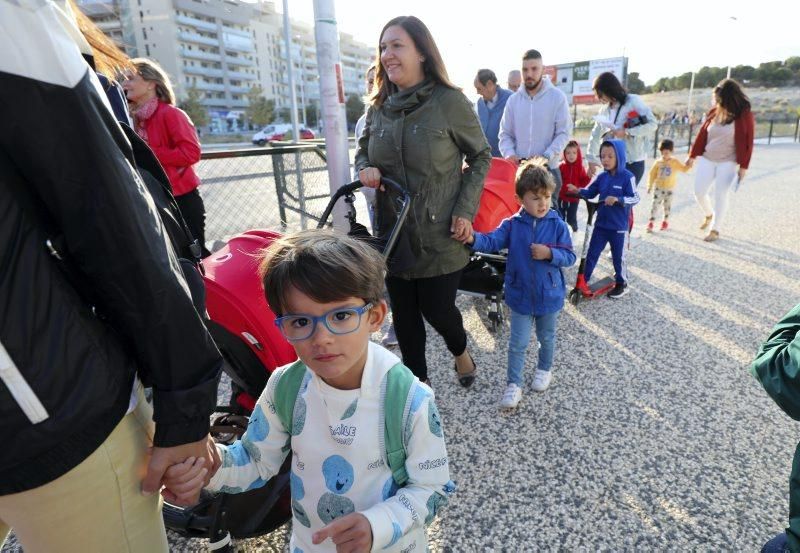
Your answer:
[274,303,373,342]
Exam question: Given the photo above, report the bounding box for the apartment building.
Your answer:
[78,0,373,133]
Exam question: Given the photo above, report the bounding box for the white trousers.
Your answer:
[693,156,738,232]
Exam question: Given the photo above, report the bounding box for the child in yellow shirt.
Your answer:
[647,139,689,232]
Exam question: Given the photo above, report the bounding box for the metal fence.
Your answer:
[196,144,337,245]
[573,118,800,157]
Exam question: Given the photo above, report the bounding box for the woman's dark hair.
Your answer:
[593,72,628,106]
[370,16,457,107]
[713,79,751,121]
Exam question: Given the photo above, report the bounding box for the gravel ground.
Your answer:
[4,143,799,552]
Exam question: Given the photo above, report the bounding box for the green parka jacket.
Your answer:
[751,302,800,551]
[355,79,491,279]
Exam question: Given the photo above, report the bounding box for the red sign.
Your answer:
[335,63,345,104]
[543,65,557,82]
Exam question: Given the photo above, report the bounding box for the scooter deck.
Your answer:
[588,276,616,296]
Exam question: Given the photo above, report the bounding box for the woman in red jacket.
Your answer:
[686,79,754,242]
[123,58,210,256]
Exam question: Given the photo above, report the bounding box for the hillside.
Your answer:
[573,86,800,125]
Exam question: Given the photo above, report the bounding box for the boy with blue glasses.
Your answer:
[163,229,453,552]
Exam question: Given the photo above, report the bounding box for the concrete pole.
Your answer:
[313,0,350,231]
[282,0,300,142]
[687,72,695,117]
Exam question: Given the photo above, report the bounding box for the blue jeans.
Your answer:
[508,309,560,386]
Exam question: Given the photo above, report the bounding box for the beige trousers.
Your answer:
[0,385,169,552]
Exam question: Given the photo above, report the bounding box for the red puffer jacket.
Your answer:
[139,101,202,196]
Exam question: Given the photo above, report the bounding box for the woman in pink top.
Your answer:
[686,79,755,242]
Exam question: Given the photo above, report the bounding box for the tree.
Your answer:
[178,86,209,128]
[244,85,275,128]
[345,93,365,129]
[276,106,291,122]
[627,72,646,94]
[785,56,800,73]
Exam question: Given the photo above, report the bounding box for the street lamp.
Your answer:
[295,35,307,127]
[726,16,737,79]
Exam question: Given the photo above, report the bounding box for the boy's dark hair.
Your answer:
[659,139,674,151]
[259,229,386,316]
[475,68,497,86]
[515,158,555,197]
[522,49,542,62]
[599,141,618,170]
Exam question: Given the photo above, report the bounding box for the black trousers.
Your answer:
[386,269,467,381]
[175,188,211,257]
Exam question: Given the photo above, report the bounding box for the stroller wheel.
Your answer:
[568,289,581,306]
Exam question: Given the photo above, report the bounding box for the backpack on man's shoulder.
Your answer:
[272,360,419,487]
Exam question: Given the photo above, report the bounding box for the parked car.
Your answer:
[252,124,314,145]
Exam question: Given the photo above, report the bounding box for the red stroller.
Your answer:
[163,178,411,551]
[458,158,519,331]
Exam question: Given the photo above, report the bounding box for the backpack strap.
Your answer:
[382,362,417,487]
[272,360,309,435]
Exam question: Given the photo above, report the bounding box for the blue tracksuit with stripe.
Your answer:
[578,139,639,284]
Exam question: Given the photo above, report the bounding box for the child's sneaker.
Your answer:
[660,220,669,231]
[646,221,654,233]
[499,383,522,408]
[381,324,398,347]
[532,370,553,392]
[607,282,629,299]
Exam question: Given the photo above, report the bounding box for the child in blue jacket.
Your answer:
[464,160,576,408]
[567,139,638,299]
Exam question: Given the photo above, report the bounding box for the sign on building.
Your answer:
[544,57,628,105]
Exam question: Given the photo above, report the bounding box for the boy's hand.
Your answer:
[312,512,373,552]
[566,183,579,193]
[161,456,208,506]
[604,196,619,206]
[530,244,552,260]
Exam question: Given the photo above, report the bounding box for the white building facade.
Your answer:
[79,0,373,133]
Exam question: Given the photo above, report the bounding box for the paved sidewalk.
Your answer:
[3,144,798,552]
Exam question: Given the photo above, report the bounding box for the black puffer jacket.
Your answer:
[0,0,222,495]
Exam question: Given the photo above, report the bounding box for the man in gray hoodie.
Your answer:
[499,49,573,208]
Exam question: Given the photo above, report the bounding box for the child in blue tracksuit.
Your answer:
[567,139,638,299]
[463,160,576,408]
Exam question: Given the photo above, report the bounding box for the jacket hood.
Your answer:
[516,206,561,222]
[562,142,584,168]
[604,138,628,171]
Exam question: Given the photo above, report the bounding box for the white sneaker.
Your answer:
[532,370,553,392]
[500,384,522,408]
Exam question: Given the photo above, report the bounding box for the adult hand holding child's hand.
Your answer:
[312,512,373,552]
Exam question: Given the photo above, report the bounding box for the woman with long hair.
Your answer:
[686,79,755,242]
[123,59,210,256]
[355,16,491,387]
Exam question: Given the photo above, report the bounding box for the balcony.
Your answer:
[179,48,222,62]
[225,70,255,80]
[179,31,219,47]
[227,99,249,108]
[194,82,226,92]
[175,14,217,32]
[227,85,253,94]
[201,98,228,107]
[183,65,224,78]
[224,56,254,68]
[221,25,250,38]
[222,41,255,54]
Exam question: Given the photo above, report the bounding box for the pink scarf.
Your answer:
[132,97,159,142]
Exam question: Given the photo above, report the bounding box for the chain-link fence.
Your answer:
[196,144,339,245]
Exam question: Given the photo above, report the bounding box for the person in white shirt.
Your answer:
[499,49,572,209]
[164,230,453,553]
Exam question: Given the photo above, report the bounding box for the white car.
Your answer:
[252,124,314,145]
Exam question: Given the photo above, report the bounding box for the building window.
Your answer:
[145,44,150,56]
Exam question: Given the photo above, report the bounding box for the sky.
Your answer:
[280,0,799,92]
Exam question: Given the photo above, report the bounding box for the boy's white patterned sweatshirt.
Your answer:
[207,341,453,552]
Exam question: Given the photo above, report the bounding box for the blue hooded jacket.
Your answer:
[578,139,639,231]
[472,208,576,316]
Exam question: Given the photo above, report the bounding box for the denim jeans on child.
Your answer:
[508,309,559,386]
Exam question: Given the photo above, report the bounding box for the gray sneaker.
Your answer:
[381,324,398,347]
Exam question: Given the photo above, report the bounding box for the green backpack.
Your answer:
[273,359,418,487]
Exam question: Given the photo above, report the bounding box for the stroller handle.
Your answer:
[316,177,412,260]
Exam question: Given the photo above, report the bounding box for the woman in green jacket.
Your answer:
[355,15,491,387]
